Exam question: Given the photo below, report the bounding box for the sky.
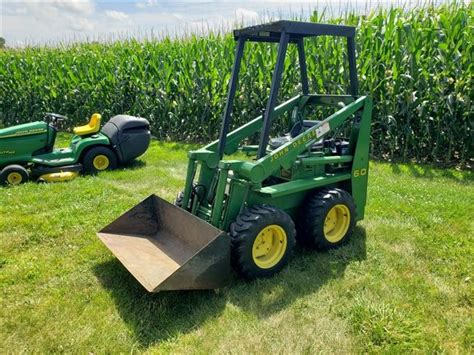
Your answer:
[1,0,447,47]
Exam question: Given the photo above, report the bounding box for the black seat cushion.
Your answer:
[269,135,291,150]
[269,120,322,150]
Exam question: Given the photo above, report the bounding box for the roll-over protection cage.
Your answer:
[217,20,360,160]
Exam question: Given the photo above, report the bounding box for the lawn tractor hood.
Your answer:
[97,195,230,292]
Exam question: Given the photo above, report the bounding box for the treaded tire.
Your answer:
[0,165,29,185]
[175,191,184,207]
[230,204,296,280]
[297,188,356,250]
[82,146,117,174]
[174,183,200,209]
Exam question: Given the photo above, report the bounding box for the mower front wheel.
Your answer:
[82,146,118,174]
[0,165,29,186]
[230,205,296,280]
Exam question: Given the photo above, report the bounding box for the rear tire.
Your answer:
[297,188,356,250]
[82,146,117,174]
[230,205,296,280]
[0,165,29,186]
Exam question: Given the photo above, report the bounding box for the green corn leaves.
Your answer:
[0,2,471,166]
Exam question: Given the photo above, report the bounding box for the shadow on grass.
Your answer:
[227,226,367,318]
[94,260,227,347]
[389,162,472,182]
[94,226,366,347]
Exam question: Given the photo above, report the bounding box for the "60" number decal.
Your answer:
[353,168,367,177]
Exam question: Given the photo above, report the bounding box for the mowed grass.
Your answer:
[1,137,473,353]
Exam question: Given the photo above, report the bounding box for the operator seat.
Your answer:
[73,113,102,136]
[268,120,321,150]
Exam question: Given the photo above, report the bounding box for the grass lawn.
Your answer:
[1,137,473,353]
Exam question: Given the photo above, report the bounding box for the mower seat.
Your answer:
[73,113,101,136]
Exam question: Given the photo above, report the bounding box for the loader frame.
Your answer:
[180,21,372,231]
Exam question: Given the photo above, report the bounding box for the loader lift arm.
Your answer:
[184,94,372,228]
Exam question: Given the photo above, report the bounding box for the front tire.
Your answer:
[297,188,356,250]
[174,184,202,209]
[230,205,296,280]
[82,146,117,174]
[174,191,184,207]
[0,165,29,186]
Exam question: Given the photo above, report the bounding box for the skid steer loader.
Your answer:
[98,21,372,292]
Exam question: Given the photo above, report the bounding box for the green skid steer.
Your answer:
[98,21,372,292]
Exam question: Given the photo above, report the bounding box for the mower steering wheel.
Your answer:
[44,113,68,127]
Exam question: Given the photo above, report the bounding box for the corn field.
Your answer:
[0,2,472,166]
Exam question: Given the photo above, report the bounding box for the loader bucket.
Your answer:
[97,195,230,292]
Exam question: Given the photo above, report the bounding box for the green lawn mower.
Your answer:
[98,21,373,292]
[0,113,150,185]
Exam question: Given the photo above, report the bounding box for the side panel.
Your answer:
[221,180,249,230]
[32,134,110,166]
[0,122,49,166]
[351,98,373,220]
[247,190,307,220]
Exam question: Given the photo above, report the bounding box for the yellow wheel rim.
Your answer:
[7,172,23,185]
[324,204,350,243]
[252,224,287,269]
[92,155,110,170]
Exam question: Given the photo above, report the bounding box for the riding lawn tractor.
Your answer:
[98,21,373,292]
[0,113,150,185]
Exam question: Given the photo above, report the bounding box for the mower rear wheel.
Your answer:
[230,205,296,280]
[82,146,118,174]
[297,188,356,250]
[0,165,29,186]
